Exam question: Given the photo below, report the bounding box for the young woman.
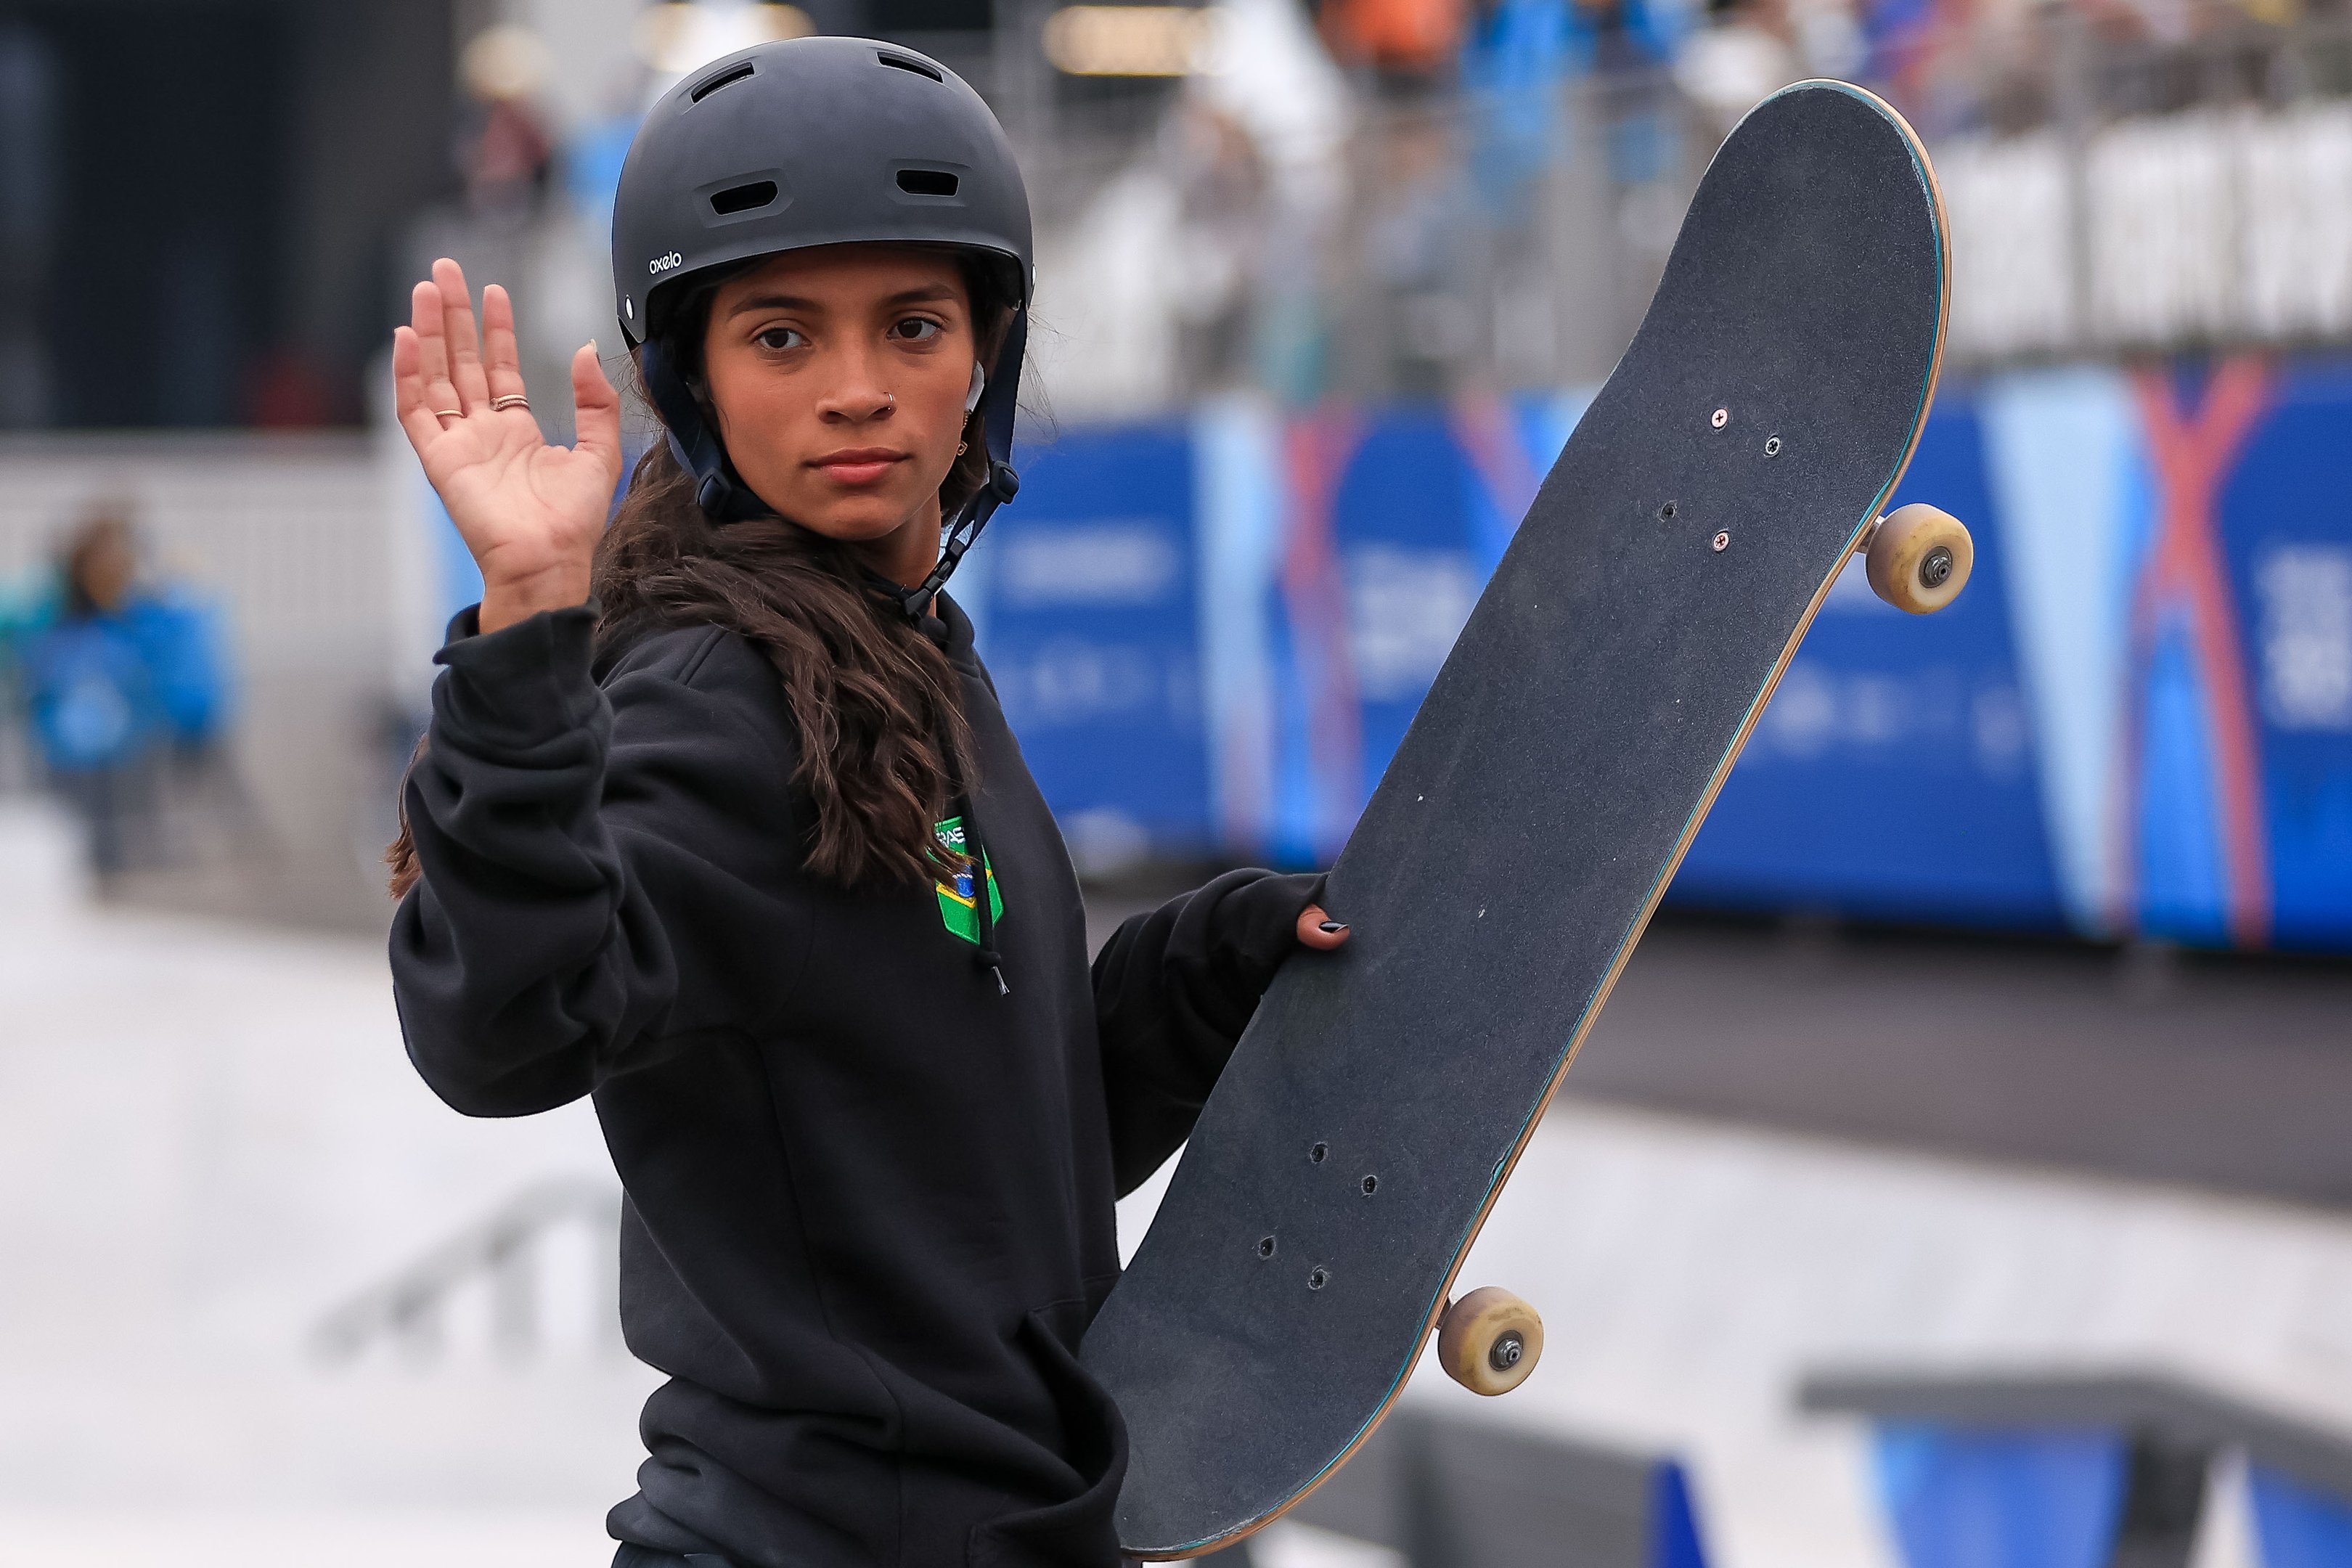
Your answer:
[385,37,1347,1568]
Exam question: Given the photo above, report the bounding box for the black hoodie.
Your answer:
[388,595,1318,1568]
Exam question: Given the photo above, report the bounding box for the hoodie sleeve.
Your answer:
[389,605,809,1118]
[1090,869,1326,1195]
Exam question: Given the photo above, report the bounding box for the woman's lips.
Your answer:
[812,449,907,486]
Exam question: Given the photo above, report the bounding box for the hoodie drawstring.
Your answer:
[959,790,1009,997]
[904,593,1008,998]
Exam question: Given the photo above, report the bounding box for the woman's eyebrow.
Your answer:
[725,292,821,317]
[724,284,957,318]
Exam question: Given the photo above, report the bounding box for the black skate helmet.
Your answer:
[611,36,1032,616]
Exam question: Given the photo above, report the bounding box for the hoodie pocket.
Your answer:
[966,1304,1130,1568]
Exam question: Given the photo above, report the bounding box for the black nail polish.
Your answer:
[1318,920,1347,934]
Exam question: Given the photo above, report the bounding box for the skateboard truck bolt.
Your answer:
[1257,1236,1276,1258]
[1710,407,1728,428]
[1308,1267,1328,1290]
[1658,501,1677,521]
[1309,1142,1328,1164]
[1712,531,1731,552]
[1763,436,1783,457]
[1360,1175,1379,1195]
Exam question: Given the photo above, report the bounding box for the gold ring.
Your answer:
[431,407,463,419]
[491,394,530,412]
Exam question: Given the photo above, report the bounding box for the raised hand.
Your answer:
[393,258,624,634]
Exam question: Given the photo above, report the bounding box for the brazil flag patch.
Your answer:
[933,816,1003,944]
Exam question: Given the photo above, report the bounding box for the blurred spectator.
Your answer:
[1167,101,1273,391]
[1459,0,1586,216]
[457,25,556,221]
[1320,0,1472,82]
[18,504,233,886]
[1675,0,1802,128]
[1357,111,1485,391]
[399,23,602,450]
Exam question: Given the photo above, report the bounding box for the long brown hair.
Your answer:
[387,251,1016,899]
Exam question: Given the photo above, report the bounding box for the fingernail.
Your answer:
[587,338,598,355]
[1318,920,1347,934]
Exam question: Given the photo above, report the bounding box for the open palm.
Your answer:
[393,258,624,632]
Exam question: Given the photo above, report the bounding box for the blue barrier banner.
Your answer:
[1982,359,2352,950]
[1256,393,1572,864]
[977,423,1212,865]
[1648,1457,1711,1568]
[968,358,2352,947]
[1672,400,2068,928]
[1269,407,1493,863]
[1870,1423,2126,1568]
[2227,365,2352,950]
[2250,1463,2352,1568]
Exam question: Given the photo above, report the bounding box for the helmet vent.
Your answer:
[875,50,944,81]
[710,179,780,216]
[689,61,756,102]
[896,168,960,197]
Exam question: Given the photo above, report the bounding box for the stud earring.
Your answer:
[957,441,968,455]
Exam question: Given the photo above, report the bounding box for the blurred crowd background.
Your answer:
[2,0,2348,938]
[0,0,2350,1564]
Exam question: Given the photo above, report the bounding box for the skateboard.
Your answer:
[1079,81,1968,1559]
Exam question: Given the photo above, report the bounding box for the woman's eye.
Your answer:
[891,317,944,343]
[754,327,806,351]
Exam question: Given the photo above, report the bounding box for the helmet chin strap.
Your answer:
[642,311,1029,624]
[639,338,774,525]
[885,309,1027,623]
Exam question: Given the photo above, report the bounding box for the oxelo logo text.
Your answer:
[648,251,685,275]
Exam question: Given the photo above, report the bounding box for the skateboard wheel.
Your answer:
[1437,1286,1543,1396]
[1864,502,1973,615]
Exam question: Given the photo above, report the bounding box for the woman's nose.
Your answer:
[820,388,894,422]
[817,351,894,422]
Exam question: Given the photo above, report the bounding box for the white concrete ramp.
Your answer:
[0,801,653,1564]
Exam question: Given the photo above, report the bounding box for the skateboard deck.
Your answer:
[1079,81,1950,1559]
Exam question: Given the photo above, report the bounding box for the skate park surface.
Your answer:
[2,803,2350,1566]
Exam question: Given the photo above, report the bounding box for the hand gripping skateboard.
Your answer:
[1079,81,1969,1558]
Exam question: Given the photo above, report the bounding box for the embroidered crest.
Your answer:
[932,816,1003,944]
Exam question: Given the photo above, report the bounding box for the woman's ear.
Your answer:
[965,362,987,415]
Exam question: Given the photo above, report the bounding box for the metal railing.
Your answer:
[311,1176,624,1366]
